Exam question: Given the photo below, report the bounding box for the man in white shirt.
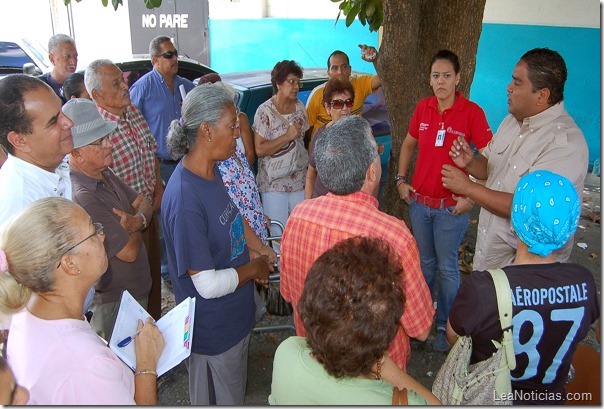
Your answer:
[0,75,74,227]
[0,74,75,331]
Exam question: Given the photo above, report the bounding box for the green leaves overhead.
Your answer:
[333,0,383,32]
[144,0,163,9]
[63,0,156,11]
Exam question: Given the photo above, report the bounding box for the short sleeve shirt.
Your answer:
[129,69,195,160]
[98,104,158,202]
[161,162,254,355]
[407,92,492,198]
[8,309,135,404]
[0,155,71,231]
[70,168,151,304]
[280,191,434,370]
[474,103,589,271]
[269,336,428,405]
[449,263,599,401]
[253,98,309,193]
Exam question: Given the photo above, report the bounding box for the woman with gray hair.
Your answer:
[0,197,164,404]
[161,83,273,405]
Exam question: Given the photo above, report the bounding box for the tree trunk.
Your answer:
[378,0,486,226]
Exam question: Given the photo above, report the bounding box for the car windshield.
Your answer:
[20,38,51,70]
[0,41,34,69]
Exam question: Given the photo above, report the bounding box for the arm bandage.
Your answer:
[190,268,239,299]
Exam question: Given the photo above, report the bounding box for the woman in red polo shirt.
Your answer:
[396,49,492,352]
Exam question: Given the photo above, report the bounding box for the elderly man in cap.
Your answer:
[64,98,153,341]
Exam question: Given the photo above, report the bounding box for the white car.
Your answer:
[0,38,51,78]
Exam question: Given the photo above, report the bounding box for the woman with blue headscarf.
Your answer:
[445,170,599,404]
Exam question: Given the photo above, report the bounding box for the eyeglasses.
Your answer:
[159,50,178,59]
[284,79,302,88]
[330,98,354,110]
[88,135,111,147]
[56,222,104,268]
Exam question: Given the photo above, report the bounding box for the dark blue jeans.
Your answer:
[408,200,469,330]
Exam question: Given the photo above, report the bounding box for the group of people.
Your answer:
[274,46,598,404]
[0,28,598,406]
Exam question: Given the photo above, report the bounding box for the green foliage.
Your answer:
[332,0,383,32]
[63,0,161,11]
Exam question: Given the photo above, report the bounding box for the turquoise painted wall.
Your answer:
[209,19,379,73]
[209,19,600,165]
[472,24,600,166]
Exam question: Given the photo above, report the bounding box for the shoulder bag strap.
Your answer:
[488,268,517,370]
[267,104,291,126]
[392,387,408,405]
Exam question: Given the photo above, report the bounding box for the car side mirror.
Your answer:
[23,62,41,76]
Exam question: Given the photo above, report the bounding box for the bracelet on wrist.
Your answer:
[138,212,148,230]
[394,174,407,186]
[134,369,157,377]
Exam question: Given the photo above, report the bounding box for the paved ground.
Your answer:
[158,172,601,406]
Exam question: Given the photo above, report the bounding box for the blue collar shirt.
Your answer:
[129,67,195,160]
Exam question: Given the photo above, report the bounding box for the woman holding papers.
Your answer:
[0,198,165,405]
[162,83,273,405]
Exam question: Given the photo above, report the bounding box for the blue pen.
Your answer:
[117,328,143,348]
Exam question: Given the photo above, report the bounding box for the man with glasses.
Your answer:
[280,116,434,372]
[84,59,164,320]
[65,98,153,341]
[129,35,195,288]
[305,44,382,138]
[38,34,78,104]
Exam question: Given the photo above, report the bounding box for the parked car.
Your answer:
[0,38,51,78]
[113,57,215,88]
[220,68,392,197]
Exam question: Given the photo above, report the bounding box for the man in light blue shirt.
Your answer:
[129,35,195,283]
[130,35,195,183]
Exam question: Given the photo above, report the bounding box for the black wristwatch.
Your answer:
[394,174,407,186]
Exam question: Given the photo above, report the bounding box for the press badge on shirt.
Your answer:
[435,129,446,147]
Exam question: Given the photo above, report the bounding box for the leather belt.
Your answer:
[411,192,457,209]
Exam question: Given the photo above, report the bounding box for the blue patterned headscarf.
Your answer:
[511,170,580,257]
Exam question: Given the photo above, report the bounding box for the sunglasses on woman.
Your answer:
[330,98,354,110]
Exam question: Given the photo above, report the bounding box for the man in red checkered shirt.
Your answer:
[85,59,164,320]
[280,116,434,371]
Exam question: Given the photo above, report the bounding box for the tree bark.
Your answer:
[378,0,487,225]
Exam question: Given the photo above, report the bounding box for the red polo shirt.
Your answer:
[408,92,492,198]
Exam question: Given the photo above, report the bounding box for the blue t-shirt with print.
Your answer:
[161,162,254,355]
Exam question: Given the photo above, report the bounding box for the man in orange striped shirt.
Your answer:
[280,116,434,371]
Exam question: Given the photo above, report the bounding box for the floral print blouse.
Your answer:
[218,145,268,244]
[252,98,309,193]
